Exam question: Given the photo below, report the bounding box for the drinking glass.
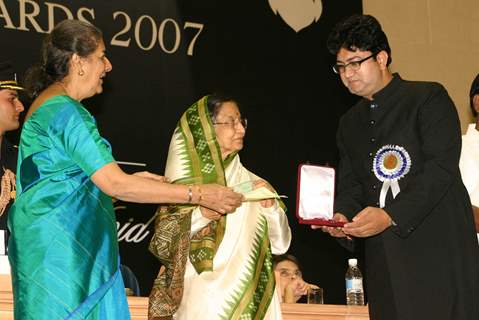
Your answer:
[307,287,324,304]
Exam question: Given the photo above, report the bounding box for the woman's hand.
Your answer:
[199,206,223,220]
[253,180,276,208]
[284,278,312,303]
[132,171,169,183]
[197,184,243,214]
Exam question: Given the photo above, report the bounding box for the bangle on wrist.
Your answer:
[187,185,193,203]
[197,185,202,204]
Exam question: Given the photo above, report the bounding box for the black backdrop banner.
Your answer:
[1,0,362,303]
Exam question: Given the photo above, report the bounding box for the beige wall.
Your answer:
[363,0,479,132]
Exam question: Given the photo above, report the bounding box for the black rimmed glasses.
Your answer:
[332,52,378,74]
[213,117,248,130]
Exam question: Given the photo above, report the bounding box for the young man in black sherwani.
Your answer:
[317,14,479,320]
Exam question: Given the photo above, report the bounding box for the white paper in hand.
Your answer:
[233,181,287,201]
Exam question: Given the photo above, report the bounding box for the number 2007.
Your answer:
[111,11,203,56]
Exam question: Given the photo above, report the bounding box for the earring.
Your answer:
[78,70,84,76]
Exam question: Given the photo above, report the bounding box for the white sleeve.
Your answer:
[459,144,479,206]
[190,207,211,237]
[469,189,479,207]
[260,202,291,255]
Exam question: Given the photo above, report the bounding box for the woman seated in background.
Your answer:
[273,254,319,303]
[149,94,292,319]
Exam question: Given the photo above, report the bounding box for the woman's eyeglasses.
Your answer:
[213,117,248,129]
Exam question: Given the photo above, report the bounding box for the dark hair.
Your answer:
[469,74,479,117]
[206,93,238,122]
[273,254,302,271]
[24,19,103,97]
[327,14,392,66]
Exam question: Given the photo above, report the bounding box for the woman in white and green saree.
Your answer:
[149,94,292,320]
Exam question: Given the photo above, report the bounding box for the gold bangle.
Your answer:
[197,185,202,203]
[187,185,193,203]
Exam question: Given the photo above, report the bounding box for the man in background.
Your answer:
[318,14,479,320]
[0,60,25,256]
[459,73,479,240]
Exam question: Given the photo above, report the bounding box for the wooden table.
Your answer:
[1,274,369,319]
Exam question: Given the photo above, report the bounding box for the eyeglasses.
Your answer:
[278,268,302,279]
[332,52,378,74]
[213,117,248,129]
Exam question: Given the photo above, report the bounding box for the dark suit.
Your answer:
[335,74,479,320]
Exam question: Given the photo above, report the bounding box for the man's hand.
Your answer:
[312,213,350,238]
[472,205,479,232]
[342,206,392,237]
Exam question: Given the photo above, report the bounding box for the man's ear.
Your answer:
[376,51,389,69]
[473,94,479,115]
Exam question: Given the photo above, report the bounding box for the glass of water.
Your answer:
[307,287,324,304]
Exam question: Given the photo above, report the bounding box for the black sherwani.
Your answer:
[335,74,479,320]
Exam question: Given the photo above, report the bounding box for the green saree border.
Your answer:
[220,215,275,320]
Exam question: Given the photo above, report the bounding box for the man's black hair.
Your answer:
[327,14,392,66]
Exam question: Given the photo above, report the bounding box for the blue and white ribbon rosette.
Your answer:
[373,145,411,208]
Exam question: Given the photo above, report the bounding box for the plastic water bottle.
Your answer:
[345,258,364,305]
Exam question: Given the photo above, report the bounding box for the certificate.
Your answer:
[232,180,287,201]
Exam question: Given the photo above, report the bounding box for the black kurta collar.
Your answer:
[372,73,402,104]
[356,73,402,124]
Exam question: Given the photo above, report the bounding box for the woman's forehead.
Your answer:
[277,260,299,270]
[216,101,240,116]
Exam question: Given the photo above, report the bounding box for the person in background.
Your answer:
[459,73,479,241]
[120,264,141,296]
[0,61,25,255]
[273,254,318,303]
[149,94,291,319]
[317,14,479,320]
[8,20,242,320]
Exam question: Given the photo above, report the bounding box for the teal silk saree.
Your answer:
[8,96,130,319]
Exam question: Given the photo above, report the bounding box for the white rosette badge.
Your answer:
[373,145,411,208]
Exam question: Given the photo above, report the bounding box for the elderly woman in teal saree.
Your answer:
[149,94,292,319]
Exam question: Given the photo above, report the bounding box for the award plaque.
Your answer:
[296,164,344,227]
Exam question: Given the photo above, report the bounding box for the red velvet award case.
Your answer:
[296,163,344,227]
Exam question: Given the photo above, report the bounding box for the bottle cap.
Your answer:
[348,258,358,267]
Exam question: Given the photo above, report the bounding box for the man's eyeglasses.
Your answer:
[213,117,248,129]
[332,52,378,74]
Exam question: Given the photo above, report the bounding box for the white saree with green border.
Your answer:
[148,96,291,320]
